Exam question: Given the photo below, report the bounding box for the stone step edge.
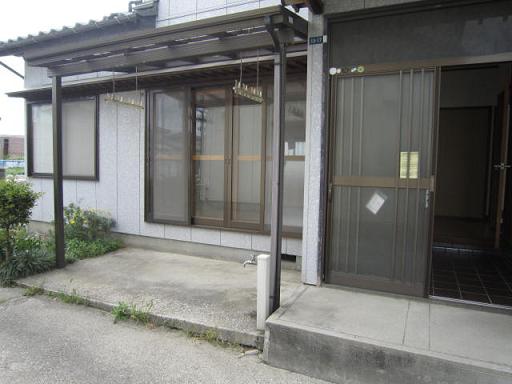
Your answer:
[17,282,264,350]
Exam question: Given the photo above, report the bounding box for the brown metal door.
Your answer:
[326,67,437,296]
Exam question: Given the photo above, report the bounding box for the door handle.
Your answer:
[494,163,511,170]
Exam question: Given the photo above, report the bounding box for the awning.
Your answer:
[7,52,307,100]
[0,6,307,78]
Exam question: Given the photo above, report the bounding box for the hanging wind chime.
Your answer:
[105,67,144,109]
[233,49,264,103]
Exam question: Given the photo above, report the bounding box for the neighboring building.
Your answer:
[1,0,511,319]
[0,135,24,158]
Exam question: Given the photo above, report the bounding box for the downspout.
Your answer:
[265,17,295,314]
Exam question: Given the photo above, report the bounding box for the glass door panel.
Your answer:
[150,89,189,223]
[327,68,436,296]
[193,87,227,222]
[231,95,264,226]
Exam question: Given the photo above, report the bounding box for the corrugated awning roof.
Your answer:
[0,6,307,78]
[0,1,158,56]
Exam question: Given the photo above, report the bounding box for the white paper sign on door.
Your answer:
[366,191,388,215]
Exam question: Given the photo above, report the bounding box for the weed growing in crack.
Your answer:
[48,289,87,305]
[184,328,243,351]
[111,301,154,325]
[23,286,44,296]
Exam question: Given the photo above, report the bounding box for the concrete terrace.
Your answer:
[265,286,512,384]
[17,247,302,348]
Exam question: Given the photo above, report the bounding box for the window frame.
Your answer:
[144,77,305,238]
[26,96,99,181]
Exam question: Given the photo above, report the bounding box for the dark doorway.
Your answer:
[431,63,512,307]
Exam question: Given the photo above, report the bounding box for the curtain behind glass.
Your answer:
[31,100,96,177]
[151,90,189,223]
[62,100,96,177]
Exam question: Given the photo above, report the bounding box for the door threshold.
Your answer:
[429,295,512,313]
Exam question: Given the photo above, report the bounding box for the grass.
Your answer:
[23,286,44,296]
[184,328,243,351]
[48,289,87,305]
[6,167,25,177]
[20,287,246,352]
[111,301,154,325]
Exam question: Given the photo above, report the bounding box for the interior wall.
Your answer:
[435,66,510,220]
[435,108,491,218]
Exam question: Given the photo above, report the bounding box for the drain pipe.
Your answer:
[265,17,294,315]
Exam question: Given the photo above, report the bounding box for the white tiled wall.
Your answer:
[156,0,307,27]
[28,90,302,257]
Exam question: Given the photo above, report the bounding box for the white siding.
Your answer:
[156,0,307,27]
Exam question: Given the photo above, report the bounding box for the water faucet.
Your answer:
[243,254,257,268]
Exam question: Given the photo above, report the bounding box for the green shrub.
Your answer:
[64,204,114,241]
[0,233,53,285]
[65,238,122,261]
[0,179,41,262]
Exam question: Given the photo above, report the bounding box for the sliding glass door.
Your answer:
[147,89,190,224]
[147,77,307,236]
[230,95,265,228]
[192,86,266,229]
[193,87,227,225]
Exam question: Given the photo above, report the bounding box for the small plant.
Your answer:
[64,204,115,241]
[0,179,41,262]
[112,302,131,323]
[111,301,154,325]
[201,329,220,344]
[24,286,44,296]
[49,289,87,305]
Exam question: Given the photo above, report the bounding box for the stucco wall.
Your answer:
[28,90,302,257]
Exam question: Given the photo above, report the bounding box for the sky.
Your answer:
[0,0,130,136]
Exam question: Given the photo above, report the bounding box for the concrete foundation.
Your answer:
[264,286,512,384]
[28,221,301,270]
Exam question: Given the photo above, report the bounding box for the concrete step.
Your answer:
[18,282,264,348]
[264,286,512,384]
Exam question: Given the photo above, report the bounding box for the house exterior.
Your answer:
[1,0,511,302]
[0,135,24,158]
